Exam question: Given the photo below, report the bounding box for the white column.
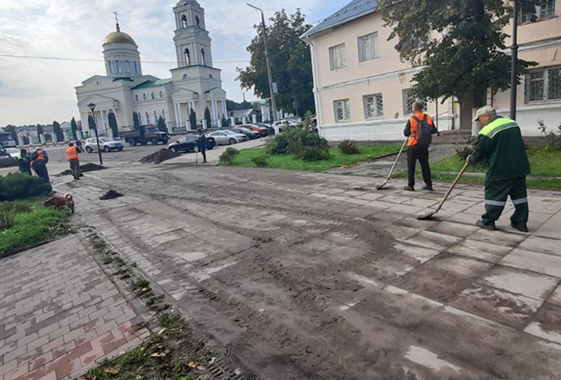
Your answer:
[252,114,257,124]
[230,117,236,126]
[202,120,208,129]
[178,103,184,129]
[222,101,227,117]
[242,116,247,124]
[212,100,218,127]
[174,103,180,129]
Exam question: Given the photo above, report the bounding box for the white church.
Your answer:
[75,0,228,136]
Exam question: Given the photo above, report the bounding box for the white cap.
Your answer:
[473,106,496,122]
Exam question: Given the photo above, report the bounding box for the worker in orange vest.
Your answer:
[30,147,50,183]
[66,142,81,180]
[403,101,438,191]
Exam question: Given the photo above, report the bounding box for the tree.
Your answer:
[133,112,145,138]
[378,0,539,129]
[189,109,197,130]
[226,99,253,111]
[70,117,78,140]
[108,113,119,138]
[238,9,315,116]
[204,107,212,129]
[3,125,19,145]
[36,124,44,136]
[52,121,64,142]
[156,116,167,132]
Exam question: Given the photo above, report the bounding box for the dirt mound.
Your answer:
[140,149,180,164]
[100,189,123,200]
[58,163,106,176]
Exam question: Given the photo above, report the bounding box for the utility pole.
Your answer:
[247,4,278,122]
[510,0,519,120]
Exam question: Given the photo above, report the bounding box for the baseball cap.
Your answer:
[473,106,496,122]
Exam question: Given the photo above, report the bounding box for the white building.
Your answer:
[75,1,228,136]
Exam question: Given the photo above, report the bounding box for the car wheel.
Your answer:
[85,147,93,153]
[118,147,123,151]
[103,146,110,153]
[141,141,147,146]
[229,138,236,145]
[151,137,158,145]
[128,139,136,146]
[169,147,177,153]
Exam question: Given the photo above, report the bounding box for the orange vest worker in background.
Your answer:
[66,143,81,180]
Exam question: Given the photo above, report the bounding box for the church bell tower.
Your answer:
[173,1,213,68]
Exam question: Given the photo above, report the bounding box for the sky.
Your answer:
[0,0,349,126]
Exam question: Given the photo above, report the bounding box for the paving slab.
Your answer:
[500,249,561,278]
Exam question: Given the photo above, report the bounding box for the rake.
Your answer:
[376,138,408,190]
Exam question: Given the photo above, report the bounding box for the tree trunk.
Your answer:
[459,95,474,131]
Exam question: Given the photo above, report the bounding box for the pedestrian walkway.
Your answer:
[0,235,149,380]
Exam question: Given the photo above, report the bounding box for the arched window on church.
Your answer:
[201,49,206,66]
[115,60,121,73]
[134,61,138,74]
[183,74,188,80]
[151,92,155,100]
[108,61,113,74]
[181,15,188,28]
[154,111,158,123]
[135,94,139,102]
[125,60,130,73]
[143,93,146,101]
[184,48,191,67]
[195,15,200,28]
[146,112,150,125]
[159,91,163,99]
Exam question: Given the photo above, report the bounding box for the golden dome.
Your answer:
[103,26,137,46]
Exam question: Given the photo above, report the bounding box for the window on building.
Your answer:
[134,61,138,74]
[124,60,130,73]
[329,44,346,70]
[363,93,384,119]
[154,111,158,122]
[115,60,121,73]
[151,92,155,100]
[333,99,351,122]
[135,94,139,102]
[181,15,188,28]
[159,91,163,99]
[108,61,113,74]
[520,0,556,23]
[201,49,206,66]
[195,15,200,28]
[184,48,191,66]
[525,66,561,102]
[143,93,146,101]
[146,112,150,125]
[402,89,426,115]
[183,74,188,80]
[358,32,379,62]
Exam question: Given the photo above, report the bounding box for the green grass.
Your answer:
[223,144,403,171]
[0,200,70,258]
[395,148,561,190]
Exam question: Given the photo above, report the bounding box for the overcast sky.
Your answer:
[0,0,348,126]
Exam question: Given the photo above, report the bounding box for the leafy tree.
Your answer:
[36,124,44,136]
[378,0,539,129]
[3,125,19,145]
[238,9,315,116]
[204,107,212,129]
[52,121,64,142]
[70,117,78,140]
[108,113,119,138]
[226,99,253,111]
[156,116,167,132]
[88,116,95,132]
[133,113,145,138]
[189,109,197,130]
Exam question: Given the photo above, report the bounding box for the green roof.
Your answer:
[132,79,172,90]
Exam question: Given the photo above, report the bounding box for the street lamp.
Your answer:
[87,102,104,165]
[247,3,278,122]
[510,0,519,120]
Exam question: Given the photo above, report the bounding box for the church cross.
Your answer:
[113,11,120,31]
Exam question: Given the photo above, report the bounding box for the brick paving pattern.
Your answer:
[0,236,149,380]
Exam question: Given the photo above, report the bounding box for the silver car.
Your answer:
[208,131,247,145]
[85,138,124,153]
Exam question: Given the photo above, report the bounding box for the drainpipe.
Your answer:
[303,36,323,137]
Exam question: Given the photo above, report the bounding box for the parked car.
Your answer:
[5,148,20,158]
[208,131,246,145]
[84,138,124,153]
[239,124,268,137]
[120,126,168,146]
[223,129,249,142]
[256,123,274,136]
[168,135,216,153]
[231,127,260,140]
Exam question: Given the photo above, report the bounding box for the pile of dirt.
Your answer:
[140,149,180,164]
[100,189,123,200]
[58,163,106,176]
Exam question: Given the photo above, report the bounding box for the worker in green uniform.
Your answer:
[469,106,531,232]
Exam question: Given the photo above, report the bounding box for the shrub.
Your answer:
[455,136,477,161]
[301,146,331,161]
[538,120,561,151]
[339,140,360,155]
[219,147,239,165]
[265,119,330,162]
[0,202,32,230]
[0,173,52,201]
[251,156,269,167]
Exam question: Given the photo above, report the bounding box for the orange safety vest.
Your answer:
[408,113,434,147]
[35,149,46,161]
[66,146,79,161]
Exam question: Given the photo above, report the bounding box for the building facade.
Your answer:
[302,0,561,141]
[75,0,227,136]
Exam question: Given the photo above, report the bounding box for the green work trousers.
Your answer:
[483,176,529,225]
[69,159,80,180]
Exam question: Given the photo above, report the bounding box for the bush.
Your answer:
[265,120,330,162]
[219,147,239,165]
[339,140,360,155]
[301,146,331,161]
[538,120,561,151]
[0,173,52,201]
[0,202,32,230]
[455,136,477,161]
[251,156,269,167]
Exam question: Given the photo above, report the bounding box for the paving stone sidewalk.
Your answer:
[0,235,149,380]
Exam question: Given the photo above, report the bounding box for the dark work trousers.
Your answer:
[198,145,207,162]
[69,159,80,180]
[32,161,50,183]
[483,176,529,225]
[407,145,432,188]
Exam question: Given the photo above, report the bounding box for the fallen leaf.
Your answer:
[188,362,197,369]
[104,368,120,375]
[151,352,166,357]
[83,375,93,380]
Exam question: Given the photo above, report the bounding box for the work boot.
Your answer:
[422,185,434,191]
[476,220,497,231]
[511,222,529,233]
[403,185,415,192]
